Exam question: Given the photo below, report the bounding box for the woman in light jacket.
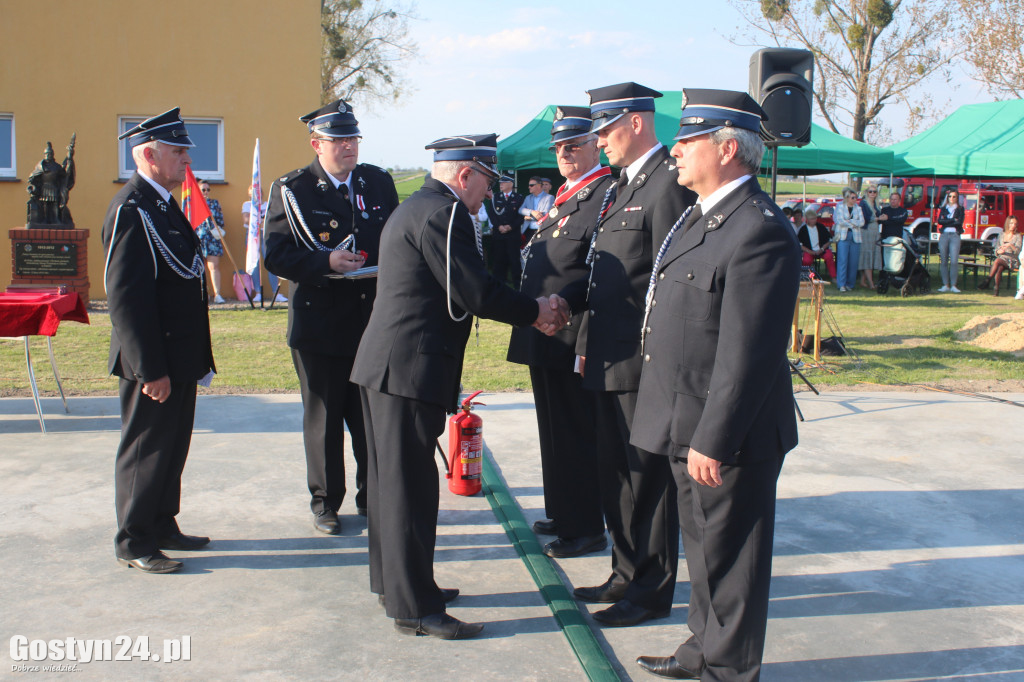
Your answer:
[834,187,865,292]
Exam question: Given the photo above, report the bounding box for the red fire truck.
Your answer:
[874,176,1024,245]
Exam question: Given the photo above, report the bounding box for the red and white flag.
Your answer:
[245,139,263,273]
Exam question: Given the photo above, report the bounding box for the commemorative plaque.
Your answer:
[14,242,78,277]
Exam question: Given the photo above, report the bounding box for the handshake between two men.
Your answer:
[532,294,570,336]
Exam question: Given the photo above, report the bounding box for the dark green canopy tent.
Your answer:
[496,91,895,183]
[887,99,1024,177]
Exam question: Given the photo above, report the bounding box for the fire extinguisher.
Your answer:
[443,390,485,496]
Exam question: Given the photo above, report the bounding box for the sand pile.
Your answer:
[955,313,1024,355]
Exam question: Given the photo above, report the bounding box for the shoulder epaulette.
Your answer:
[358,162,390,176]
[278,167,305,184]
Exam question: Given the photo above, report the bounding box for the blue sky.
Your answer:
[355,1,991,169]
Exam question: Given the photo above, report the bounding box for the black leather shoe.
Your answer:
[592,599,670,627]
[313,510,340,535]
[574,575,628,603]
[393,613,483,640]
[636,655,701,679]
[356,507,368,517]
[543,534,607,558]
[158,532,210,551]
[532,518,557,535]
[378,588,459,608]
[117,551,182,574]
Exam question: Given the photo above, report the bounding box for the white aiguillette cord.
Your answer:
[445,200,485,342]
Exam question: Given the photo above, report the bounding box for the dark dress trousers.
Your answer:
[631,177,800,681]
[351,178,539,619]
[102,172,215,560]
[562,147,695,611]
[485,190,525,286]
[264,159,398,515]
[506,172,613,540]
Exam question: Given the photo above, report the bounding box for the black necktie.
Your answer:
[682,204,703,232]
[339,183,351,208]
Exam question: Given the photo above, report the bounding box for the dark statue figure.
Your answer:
[27,134,76,228]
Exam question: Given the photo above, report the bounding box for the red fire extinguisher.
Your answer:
[445,390,485,496]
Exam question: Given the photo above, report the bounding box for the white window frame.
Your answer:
[118,115,224,181]
[0,113,15,178]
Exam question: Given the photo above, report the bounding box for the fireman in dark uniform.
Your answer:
[507,106,611,558]
[485,174,525,286]
[566,83,697,628]
[103,108,215,574]
[264,99,399,535]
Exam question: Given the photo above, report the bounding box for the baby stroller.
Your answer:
[876,228,930,296]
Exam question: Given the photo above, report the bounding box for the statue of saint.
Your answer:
[27,134,76,228]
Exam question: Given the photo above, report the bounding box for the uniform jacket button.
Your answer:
[360,293,366,299]
[687,272,694,280]
[659,273,665,280]
[644,354,651,362]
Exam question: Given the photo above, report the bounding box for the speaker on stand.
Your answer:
[749,47,814,201]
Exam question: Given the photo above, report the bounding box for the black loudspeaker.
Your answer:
[749,48,814,147]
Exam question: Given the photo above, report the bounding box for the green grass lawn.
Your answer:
[4,272,1020,398]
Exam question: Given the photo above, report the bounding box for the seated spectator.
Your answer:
[797,208,836,280]
[978,216,1022,295]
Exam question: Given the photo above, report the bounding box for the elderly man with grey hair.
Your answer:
[630,89,800,680]
[351,134,568,640]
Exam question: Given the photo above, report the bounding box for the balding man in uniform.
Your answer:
[264,99,399,535]
[351,134,568,640]
[568,82,697,628]
[508,106,612,558]
[103,108,215,574]
[631,89,800,681]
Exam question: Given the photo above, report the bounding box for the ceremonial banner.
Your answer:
[181,166,212,230]
[245,139,263,273]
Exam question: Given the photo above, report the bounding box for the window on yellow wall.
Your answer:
[118,116,224,181]
[0,114,15,178]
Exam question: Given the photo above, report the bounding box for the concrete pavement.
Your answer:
[1,390,1022,680]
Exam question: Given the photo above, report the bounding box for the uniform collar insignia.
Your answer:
[358,175,366,188]
[317,179,327,191]
[636,172,648,185]
[156,199,167,212]
[668,164,676,170]
[763,208,773,216]
[706,214,724,231]
[577,187,591,200]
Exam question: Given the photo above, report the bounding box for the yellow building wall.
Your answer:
[0,0,322,298]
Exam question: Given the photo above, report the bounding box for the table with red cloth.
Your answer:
[0,290,90,432]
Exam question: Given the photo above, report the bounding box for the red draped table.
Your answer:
[0,289,90,432]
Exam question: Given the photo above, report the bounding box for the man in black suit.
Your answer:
[102,109,215,574]
[264,100,399,535]
[567,82,696,628]
[485,174,524,286]
[351,134,568,640]
[508,106,612,559]
[631,89,800,681]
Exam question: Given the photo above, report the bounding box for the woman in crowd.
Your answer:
[978,216,1022,295]
[834,187,864,292]
[196,179,226,304]
[936,189,965,293]
[858,185,882,289]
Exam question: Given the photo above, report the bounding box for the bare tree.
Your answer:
[321,0,418,107]
[733,0,963,144]
[958,0,1024,99]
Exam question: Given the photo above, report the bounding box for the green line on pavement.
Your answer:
[481,443,620,682]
